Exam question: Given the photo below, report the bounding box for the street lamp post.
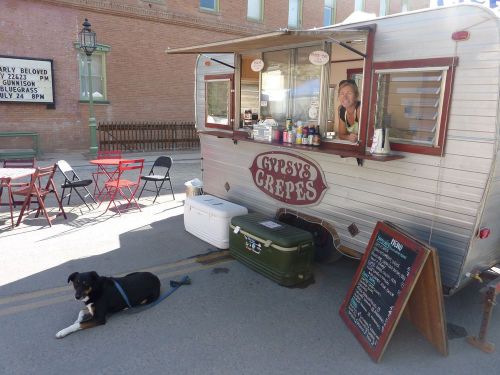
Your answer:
[79,19,98,158]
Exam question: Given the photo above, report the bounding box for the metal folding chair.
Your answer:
[57,160,97,210]
[13,164,67,227]
[100,159,144,215]
[137,156,175,203]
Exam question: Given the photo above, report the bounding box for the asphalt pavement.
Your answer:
[0,150,499,374]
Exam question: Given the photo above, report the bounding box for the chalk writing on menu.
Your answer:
[346,230,417,348]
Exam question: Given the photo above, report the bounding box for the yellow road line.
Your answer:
[0,285,70,306]
[0,250,230,306]
[0,258,234,318]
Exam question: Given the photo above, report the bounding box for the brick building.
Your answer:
[0,0,430,153]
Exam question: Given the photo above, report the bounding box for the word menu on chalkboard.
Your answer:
[340,221,447,362]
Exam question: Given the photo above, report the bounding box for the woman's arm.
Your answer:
[337,106,358,142]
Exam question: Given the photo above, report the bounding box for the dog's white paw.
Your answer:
[55,328,69,339]
[55,323,80,339]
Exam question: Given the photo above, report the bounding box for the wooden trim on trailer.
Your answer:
[199,130,404,162]
[368,57,458,156]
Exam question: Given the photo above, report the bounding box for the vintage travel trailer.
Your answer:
[167,4,500,294]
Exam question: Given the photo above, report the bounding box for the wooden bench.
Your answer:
[0,132,40,160]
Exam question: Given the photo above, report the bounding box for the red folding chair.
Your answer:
[92,150,123,197]
[13,164,67,227]
[100,159,144,215]
[2,157,36,207]
[0,177,15,228]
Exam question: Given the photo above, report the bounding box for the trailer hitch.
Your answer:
[466,273,500,353]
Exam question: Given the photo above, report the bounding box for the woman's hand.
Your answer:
[347,133,358,142]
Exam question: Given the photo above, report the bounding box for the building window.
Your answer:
[288,0,302,29]
[371,58,457,155]
[324,0,336,26]
[77,44,110,102]
[200,0,219,12]
[247,0,263,21]
[379,0,390,16]
[354,0,364,11]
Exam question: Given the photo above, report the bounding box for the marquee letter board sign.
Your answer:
[0,56,55,104]
[339,221,447,362]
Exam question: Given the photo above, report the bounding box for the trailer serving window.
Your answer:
[260,45,323,125]
[370,58,457,155]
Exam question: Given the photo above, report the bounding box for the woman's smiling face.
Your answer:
[339,84,358,109]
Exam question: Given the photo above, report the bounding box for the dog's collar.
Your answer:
[112,279,132,308]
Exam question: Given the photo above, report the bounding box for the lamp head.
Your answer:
[79,18,96,56]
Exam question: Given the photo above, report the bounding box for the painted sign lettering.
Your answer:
[249,151,327,206]
[0,56,54,104]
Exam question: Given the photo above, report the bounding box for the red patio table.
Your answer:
[89,158,132,202]
[0,167,36,228]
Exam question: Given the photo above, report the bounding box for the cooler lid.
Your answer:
[187,195,248,218]
[231,213,313,248]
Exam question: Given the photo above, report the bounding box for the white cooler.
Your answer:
[184,195,248,249]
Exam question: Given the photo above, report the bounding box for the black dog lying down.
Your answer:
[56,271,160,339]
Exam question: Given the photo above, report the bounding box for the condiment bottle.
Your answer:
[308,125,315,145]
[302,126,308,145]
[296,124,302,144]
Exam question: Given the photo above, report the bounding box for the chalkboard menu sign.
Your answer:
[340,221,431,362]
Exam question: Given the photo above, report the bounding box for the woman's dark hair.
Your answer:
[339,79,356,86]
[338,79,359,98]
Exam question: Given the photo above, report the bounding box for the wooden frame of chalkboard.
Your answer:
[339,221,431,362]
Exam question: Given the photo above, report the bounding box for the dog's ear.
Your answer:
[67,272,79,283]
[90,271,99,281]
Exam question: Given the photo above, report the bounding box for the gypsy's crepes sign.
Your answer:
[0,56,54,104]
[249,151,328,205]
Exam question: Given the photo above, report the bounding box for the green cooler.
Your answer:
[229,213,315,286]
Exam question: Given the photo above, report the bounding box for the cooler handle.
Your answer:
[230,225,273,248]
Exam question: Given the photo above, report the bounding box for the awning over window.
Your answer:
[165,29,368,55]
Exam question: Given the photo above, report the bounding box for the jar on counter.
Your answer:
[272,127,281,143]
[312,125,321,146]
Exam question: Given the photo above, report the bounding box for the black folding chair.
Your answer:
[137,156,175,203]
[57,160,97,210]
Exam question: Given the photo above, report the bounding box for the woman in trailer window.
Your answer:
[337,80,361,143]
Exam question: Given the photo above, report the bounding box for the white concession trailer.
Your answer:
[167,4,500,295]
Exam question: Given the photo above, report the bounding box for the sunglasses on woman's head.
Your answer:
[339,79,356,86]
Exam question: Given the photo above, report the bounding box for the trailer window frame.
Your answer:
[369,57,458,156]
[204,74,235,130]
